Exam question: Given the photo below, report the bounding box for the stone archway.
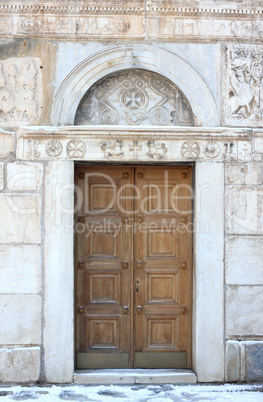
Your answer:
[51,44,219,127]
[39,43,225,383]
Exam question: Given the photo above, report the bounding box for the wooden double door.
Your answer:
[75,165,192,369]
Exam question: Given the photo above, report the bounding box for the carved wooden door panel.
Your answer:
[75,165,192,369]
[75,166,134,369]
[134,167,192,368]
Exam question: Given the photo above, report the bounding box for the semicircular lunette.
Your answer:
[74,69,195,127]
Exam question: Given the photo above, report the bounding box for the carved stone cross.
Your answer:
[129,140,142,160]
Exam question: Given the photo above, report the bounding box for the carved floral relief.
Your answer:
[66,140,86,158]
[75,70,194,126]
[45,139,63,157]
[203,141,221,159]
[223,45,263,127]
[181,141,200,159]
[0,58,42,126]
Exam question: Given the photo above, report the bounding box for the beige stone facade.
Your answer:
[0,0,263,384]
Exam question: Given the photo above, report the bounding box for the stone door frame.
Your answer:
[15,125,247,383]
[42,154,225,383]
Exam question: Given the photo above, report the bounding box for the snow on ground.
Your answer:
[0,384,262,402]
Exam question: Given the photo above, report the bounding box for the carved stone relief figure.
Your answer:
[224,45,263,127]
[75,69,194,126]
[0,58,42,125]
[101,139,124,158]
[146,140,167,159]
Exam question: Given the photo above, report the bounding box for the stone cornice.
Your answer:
[17,125,254,138]
[0,1,262,17]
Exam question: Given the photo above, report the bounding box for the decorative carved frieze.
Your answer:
[17,126,260,164]
[75,70,194,127]
[223,45,263,128]
[0,58,42,127]
[0,2,262,40]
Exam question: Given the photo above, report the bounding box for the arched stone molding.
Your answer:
[51,45,220,127]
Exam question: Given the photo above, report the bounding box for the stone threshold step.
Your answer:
[74,369,197,384]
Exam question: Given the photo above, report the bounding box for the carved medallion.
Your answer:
[66,140,86,158]
[149,107,169,125]
[99,108,119,125]
[203,141,221,158]
[146,140,167,159]
[181,141,200,159]
[45,139,63,157]
[121,87,146,110]
[113,17,131,34]
[75,70,194,126]
[22,18,42,33]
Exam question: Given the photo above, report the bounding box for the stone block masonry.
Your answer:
[0,347,41,383]
[226,341,263,382]
[0,2,263,383]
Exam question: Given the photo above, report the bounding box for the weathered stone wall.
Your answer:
[225,156,263,382]
[0,40,57,382]
[0,129,42,382]
[0,0,263,384]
